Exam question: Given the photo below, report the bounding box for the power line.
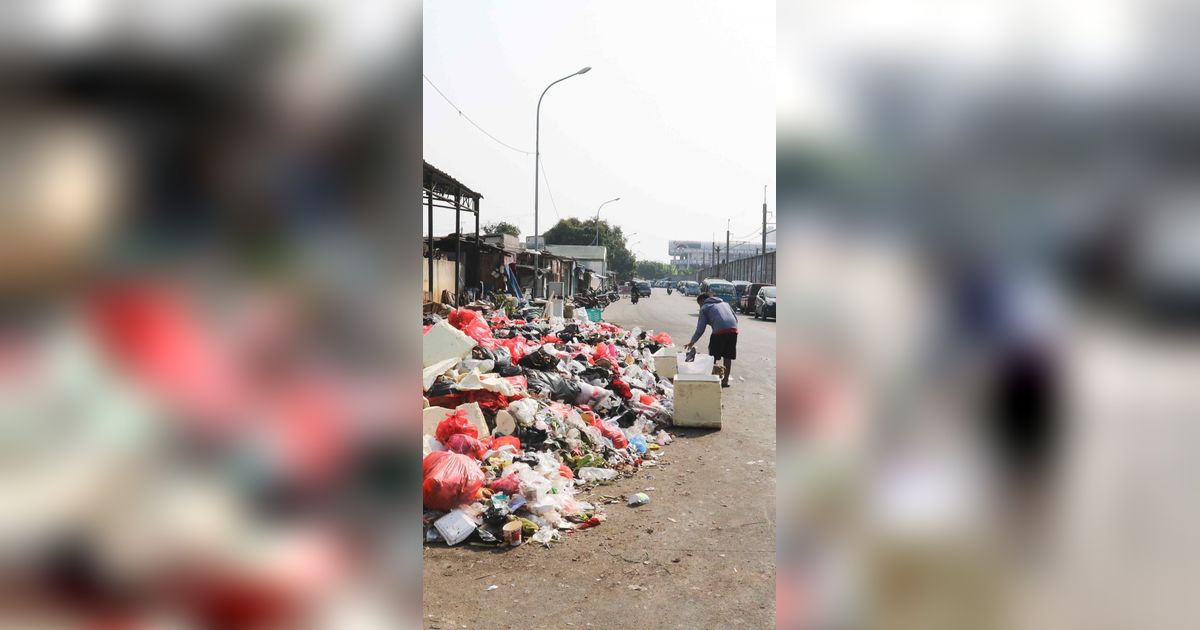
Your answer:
[423,74,533,155]
[538,158,562,221]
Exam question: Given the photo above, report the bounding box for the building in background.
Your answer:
[669,239,775,269]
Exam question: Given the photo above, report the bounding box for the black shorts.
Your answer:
[708,332,738,361]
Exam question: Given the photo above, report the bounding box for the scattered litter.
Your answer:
[486,585,498,591]
[422,308,677,548]
[627,493,651,507]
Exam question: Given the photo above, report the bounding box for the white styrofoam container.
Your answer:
[422,320,476,368]
[676,353,715,376]
[651,346,678,379]
[672,374,722,429]
[434,510,478,546]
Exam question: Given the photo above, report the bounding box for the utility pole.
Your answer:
[762,185,768,283]
[725,219,730,266]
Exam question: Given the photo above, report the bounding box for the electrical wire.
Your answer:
[423,74,534,155]
[538,159,562,220]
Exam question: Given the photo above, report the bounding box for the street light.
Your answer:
[592,197,621,245]
[533,65,592,298]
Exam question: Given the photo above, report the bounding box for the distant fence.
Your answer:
[695,251,775,284]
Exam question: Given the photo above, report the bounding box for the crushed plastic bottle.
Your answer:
[576,467,619,482]
[627,492,650,507]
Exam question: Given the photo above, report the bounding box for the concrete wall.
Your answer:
[694,251,776,284]
[422,259,460,302]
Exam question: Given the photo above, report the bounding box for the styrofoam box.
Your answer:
[422,320,476,368]
[652,346,678,379]
[672,374,722,429]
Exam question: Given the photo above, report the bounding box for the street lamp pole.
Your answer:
[592,197,621,245]
[534,65,591,298]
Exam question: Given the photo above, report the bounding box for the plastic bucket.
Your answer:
[586,308,604,322]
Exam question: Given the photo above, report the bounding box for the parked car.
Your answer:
[635,281,652,297]
[679,281,699,296]
[754,285,776,320]
[731,281,751,310]
[699,278,738,306]
[739,282,772,313]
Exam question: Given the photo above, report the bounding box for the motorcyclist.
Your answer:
[629,280,640,304]
[667,283,673,295]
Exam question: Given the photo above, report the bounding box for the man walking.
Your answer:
[684,292,738,387]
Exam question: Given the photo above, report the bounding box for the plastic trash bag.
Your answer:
[422,451,485,511]
[492,435,522,453]
[524,370,583,403]
[445,433,487,459]
[576,467,618,482]
[435,409,478,443]
[518,345,559,371]
[489,473,521,496]
[449,308,495,348]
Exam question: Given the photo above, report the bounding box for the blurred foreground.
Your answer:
[777,1,1200,628]
[1,2,421,628]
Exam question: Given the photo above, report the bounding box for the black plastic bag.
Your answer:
[491,346,513,367]
[518,346,559,371]
[426,375,457,397]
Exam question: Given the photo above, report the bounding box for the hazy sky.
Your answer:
[422,1,775,262]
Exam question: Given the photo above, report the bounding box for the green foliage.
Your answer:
[542,218,636,282]
[483,221,521,237]
[636,260,673,280]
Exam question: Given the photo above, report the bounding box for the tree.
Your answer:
[542,217,637,282]
[483,221,521,237]
[636,260,673,280]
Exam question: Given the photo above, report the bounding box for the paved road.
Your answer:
[422,288,777,629]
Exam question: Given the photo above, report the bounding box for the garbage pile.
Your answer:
[422,307,676,547]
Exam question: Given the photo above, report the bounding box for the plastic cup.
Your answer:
[503,521,523,546]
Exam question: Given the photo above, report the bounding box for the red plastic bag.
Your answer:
[586,414,628,449]
[423,451,485,510]
[449,309,495,348]
[639,393,656,405]
[593,343,618,362]
[435,409,478,443]
[652,331,672,345]
[558,464,574,479]
[489,473,521,496]
[542,335,562,343]
[609,379,632,400]
[445,433,487,459]
[492,435,521,453]
[495,337,533,363]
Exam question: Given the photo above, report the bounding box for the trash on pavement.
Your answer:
[627,492,651,507]
[422,308,676,548]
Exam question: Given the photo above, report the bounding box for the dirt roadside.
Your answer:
[421,289,776,629]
